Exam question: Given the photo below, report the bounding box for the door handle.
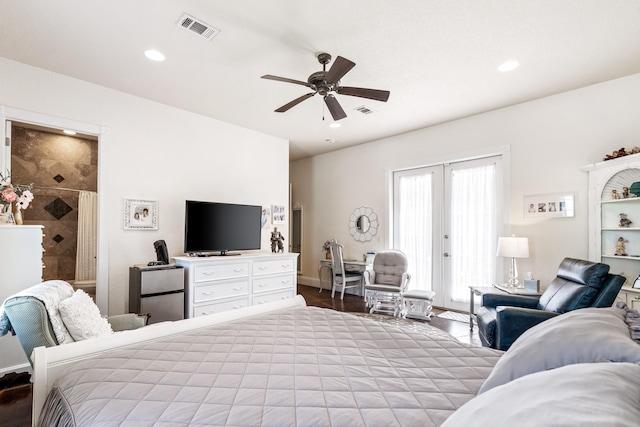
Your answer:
[444,253,450,257]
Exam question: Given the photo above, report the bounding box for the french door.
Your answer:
[393,155,503,311]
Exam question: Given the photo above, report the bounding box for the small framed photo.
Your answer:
[633,275,640,289]
[124,199,158,230]
[261,207,271,229]
[272,204,286,224]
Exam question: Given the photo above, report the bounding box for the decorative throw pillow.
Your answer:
[58,290,113,341]
[479,305,640,393]
[443,362,640,427]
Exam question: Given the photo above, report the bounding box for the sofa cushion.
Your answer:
[479,305,640,393]
[442,362,640,427]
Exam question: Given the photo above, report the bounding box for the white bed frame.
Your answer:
[31,295,307,426]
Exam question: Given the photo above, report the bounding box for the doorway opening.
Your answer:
[1,106,109,313]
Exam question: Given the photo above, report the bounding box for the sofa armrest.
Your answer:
[107,313,150,332]
[495,306,559,350]
[482,293,540,309]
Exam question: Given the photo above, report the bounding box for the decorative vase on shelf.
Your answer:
[325,252,331,260]
[12,203,23,225]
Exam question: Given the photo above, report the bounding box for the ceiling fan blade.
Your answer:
[324,94,347,121]
[337,86,390,102]
[261,74,314,88]
[275,93,316,112]
[325,56,356,84]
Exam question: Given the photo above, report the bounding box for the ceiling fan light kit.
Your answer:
[261,53,390,121]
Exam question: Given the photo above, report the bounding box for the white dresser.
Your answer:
[174,253,298,318]
[0,225,45,373]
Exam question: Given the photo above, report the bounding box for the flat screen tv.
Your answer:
[184,200,262,256]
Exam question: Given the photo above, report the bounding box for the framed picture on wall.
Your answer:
[124,199,158,230]
[272,204,286,224]
[523,193,575,218]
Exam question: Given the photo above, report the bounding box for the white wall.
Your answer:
[291,73,640,289]
[0,57,290,315]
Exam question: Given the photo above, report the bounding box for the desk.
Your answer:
[469,285,541,330]
[319,259,373,296]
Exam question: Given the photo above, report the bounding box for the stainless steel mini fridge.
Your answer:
[129,265,185,324]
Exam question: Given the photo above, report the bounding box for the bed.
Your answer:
[32,296,640,426]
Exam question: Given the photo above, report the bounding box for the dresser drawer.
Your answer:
[194,296,250,317]
[253,274,295,294]
[195,262,250,283]
[253,259,295,276]
[253,289,294,305]
[194,279,249,303]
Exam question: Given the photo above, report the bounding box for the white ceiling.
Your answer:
[1,1,639,160]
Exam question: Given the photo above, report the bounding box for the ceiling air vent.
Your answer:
[177,14,220,40]
[355,105,374,115]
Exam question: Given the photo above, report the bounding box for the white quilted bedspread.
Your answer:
[40,306,502,427]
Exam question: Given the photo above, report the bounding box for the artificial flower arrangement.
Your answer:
[322,240,332,253]
[0,171,34,211]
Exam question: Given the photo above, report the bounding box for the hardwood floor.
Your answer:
[298,284,481,347]
[0,285,481,426]
[0,371,31,427]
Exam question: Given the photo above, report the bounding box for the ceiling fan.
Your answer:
[261,53,390,121]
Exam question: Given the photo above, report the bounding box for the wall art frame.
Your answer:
[272,204,285,224]
[124,199,158,230]
[523,193,575,218]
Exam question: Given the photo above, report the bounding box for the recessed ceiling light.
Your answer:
[329,122,341,128]
[144,49,166,62]
[63,130,76,135]
[498,60,519,72]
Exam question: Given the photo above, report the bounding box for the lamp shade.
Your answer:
[497,236,529,258]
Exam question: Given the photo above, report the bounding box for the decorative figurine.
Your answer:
[271,227,285,253]
[623,187,630,198]
[615,237,628,256]
[620,213,633,228]
[612,189,619,199]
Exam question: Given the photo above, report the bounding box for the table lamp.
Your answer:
[497,236,529,287]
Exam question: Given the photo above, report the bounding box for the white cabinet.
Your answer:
[583,153,640,300]
[0,225,45,373]
[174,253,298,318]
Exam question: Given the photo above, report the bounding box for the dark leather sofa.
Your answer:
[476,257,625,351]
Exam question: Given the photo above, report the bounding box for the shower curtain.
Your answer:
[75,191,98,282]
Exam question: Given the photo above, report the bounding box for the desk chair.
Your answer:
[328,241,363,299]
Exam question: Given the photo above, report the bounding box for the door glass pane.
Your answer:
[449,163,497,302]
[396,171,433,291]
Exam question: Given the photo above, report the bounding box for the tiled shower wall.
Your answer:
[11,125,98,281]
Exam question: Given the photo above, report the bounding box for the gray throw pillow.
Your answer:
[479,306,640,393]
[443,362,640,427]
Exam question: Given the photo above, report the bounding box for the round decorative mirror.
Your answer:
[349,206,378,242]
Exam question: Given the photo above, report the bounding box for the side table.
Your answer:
[468,285,541,330]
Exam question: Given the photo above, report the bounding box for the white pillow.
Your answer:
[58,290,113,341]
[480,306,640,393]
[442,362,640,427]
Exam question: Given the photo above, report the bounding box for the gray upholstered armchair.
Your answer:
[476,258,625,351]
[2,281,148,365]
[364,250,411,316]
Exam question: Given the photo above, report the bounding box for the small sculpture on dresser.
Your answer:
[270,227,285,253]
